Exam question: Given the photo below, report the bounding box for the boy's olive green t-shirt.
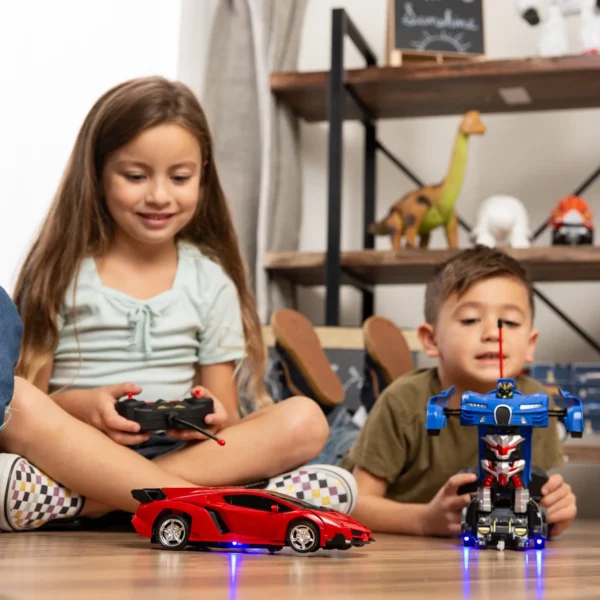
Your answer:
[341,368,565,504]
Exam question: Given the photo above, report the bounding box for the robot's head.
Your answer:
[497,381,514,399]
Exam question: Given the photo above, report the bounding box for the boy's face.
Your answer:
[418,276,538,390]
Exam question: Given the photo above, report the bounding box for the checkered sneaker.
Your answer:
[0,454,84,532]
[265,465,357,514]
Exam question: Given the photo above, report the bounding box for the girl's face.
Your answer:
[102,123,202,249]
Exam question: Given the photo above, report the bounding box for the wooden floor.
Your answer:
[2,520,600,599]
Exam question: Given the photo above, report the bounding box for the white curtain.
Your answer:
[201,0,307,322]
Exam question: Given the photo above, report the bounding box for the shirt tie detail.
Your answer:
[128,305,157,357]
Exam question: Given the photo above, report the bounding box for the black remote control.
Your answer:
[116,391,225,445]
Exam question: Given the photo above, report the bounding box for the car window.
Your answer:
[273,501,291,513]
[265,490,334,512]
[223,494,287,512]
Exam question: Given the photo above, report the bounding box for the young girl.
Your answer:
[0,76,356,532]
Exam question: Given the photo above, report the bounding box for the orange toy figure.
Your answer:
[549,195,594,245]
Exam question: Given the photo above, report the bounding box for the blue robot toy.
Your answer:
[426,319,583,551]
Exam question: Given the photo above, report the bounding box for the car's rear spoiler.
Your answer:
[131,488,167,503]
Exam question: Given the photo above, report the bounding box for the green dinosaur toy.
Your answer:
[369,110,486,249]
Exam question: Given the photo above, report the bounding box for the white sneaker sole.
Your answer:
[265,464,358,514]
[0,453,83,532]
[0,453,23,531]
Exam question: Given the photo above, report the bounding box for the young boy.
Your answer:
[341,246,577,538]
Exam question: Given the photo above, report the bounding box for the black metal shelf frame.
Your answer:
[324,8,600,355]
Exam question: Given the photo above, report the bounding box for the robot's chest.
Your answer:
[482,433,525,461]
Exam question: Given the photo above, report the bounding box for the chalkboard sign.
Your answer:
[387,0,485,65]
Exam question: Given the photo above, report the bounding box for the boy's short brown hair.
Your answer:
[424,245,534,324]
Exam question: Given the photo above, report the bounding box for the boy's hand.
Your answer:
[84,382,151,446]
[421,472,478,537]
[166,386,228,442]
[540,473,576,537]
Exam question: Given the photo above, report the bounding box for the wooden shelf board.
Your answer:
[270,54,600,122]
[261,325,422,352]
[264,246,600,286]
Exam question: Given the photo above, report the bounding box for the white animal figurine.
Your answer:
[516,0,600,56]
[470,195,532,249]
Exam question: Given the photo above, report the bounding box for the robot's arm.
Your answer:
[426,386,456,435]
[549,388,584,438]
[516,0,542,25]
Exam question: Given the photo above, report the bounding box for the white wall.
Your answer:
[178,0,219,99]
[0,0,184,292]
[296,0,600,363]
[2,0,599,364]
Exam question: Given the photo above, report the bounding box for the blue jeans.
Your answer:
[307,405,361,466]
[131,433,188,459]
[0,286,23,426]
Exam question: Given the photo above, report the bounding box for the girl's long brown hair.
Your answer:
[13,76,270,407]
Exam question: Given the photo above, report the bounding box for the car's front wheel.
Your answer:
[287,521,320,554]
[155,514,190,551]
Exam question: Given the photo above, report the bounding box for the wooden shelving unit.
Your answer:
[266,246,600,287]
[269,52,600,321]
[266,12,600,451]
[271,54,600,122]
[266,7,600,358]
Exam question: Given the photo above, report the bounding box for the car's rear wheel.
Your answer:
[287,521,320,554]
[155,514,190,551]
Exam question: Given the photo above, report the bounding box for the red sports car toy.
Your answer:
[131,487,374,554]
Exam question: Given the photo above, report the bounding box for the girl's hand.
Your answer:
[82,382,151,446]
[166,386,228,442]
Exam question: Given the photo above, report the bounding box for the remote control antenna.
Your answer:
[498,318,504,379]
[168,414,226,446]
[171,388,226,446]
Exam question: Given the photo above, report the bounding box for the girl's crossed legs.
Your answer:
[0,377,355,531]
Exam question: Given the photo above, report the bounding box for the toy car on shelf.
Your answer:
[549,195,594,245]
[426,319,584,551]
[131,486,374,554]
